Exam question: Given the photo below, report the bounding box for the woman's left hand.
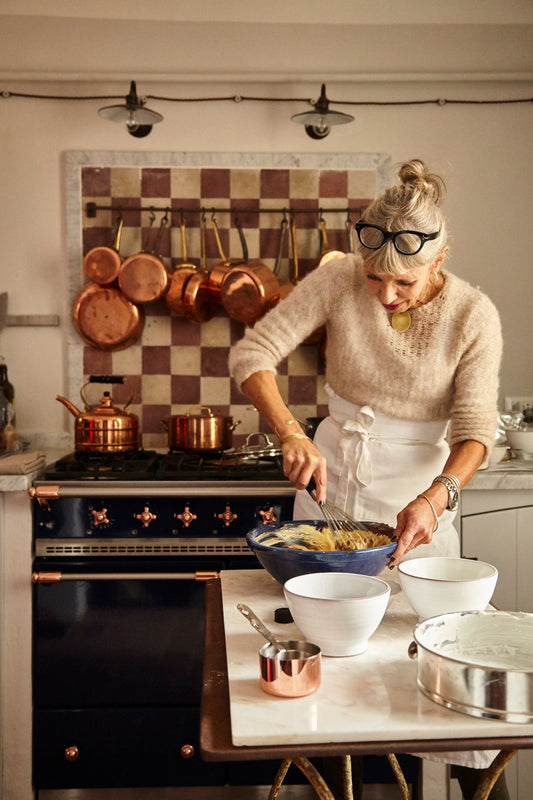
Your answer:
[389,495,440,566]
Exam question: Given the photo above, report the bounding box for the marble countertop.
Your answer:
[221,569,533,749]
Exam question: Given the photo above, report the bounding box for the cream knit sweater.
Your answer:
[229,254,503,451]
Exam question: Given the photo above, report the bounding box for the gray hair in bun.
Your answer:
[357,159,448,274]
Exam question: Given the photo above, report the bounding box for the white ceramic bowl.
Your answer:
[397,557,498,620]
[506,429,533,459]
[487,444,508,467]
[283,572,391,657]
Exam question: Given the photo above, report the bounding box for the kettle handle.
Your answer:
[88,375,125,384]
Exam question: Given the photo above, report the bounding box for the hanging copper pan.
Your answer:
[317,214,345,266]
[290,215,326,347]
[220,216,280,325]
[83,212,124,285]
[181,214,217,323]
[165,213,199,316]
[273,216,293,301]
[205,213,245,303]
[118,209,170,304]
[72,282,145,351]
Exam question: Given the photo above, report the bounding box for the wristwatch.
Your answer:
[432,474,460,511]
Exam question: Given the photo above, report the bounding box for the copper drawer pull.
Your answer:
[64,746,79,762]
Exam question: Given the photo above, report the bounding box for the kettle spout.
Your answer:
[56,395,82,417]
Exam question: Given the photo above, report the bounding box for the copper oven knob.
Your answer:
[258,506,278,524]
[217,504,238,527]
[64,745,79,762]
[90,508,109,527]
[135,506,157,527]
[180,744,195,759]
[175,506,197,527]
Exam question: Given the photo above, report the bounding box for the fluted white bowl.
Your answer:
[283,572,390,657]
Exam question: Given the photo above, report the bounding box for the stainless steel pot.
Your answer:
[56,376,140,453]
[162,406,240,452]
[409,610,533,724]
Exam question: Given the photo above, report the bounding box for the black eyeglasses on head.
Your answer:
[355,222,440,256]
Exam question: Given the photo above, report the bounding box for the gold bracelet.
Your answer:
[417,493,439,533]
[274,418,300,438]
[280,433,311,444]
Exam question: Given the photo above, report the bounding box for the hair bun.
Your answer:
[398,159,445,205]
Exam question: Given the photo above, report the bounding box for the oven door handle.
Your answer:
[31,570,219,584]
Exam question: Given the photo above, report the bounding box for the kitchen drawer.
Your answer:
[34,707,226,789]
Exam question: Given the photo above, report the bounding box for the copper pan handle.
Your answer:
[290,216,299,284]
[210,213,227,262]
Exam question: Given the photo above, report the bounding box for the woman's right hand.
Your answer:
[280,435,327,503]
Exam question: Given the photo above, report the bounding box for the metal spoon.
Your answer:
[237,603,288,655]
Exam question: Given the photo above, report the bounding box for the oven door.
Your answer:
[32,556,236,788]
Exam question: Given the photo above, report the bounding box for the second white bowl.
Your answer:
[283,572,391,657]
[398,557,498,620]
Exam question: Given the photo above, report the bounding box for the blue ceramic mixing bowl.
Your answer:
[246,520,397,585]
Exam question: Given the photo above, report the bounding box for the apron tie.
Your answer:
[333,405,374,509]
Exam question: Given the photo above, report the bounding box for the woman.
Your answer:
[229,160,507,799]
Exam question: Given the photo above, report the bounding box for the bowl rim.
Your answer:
[283,571,392,601]
[397,556,498,583]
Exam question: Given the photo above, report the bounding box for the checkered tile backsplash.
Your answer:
[80,164,376,449]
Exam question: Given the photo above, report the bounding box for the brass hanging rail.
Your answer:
[85,202,364,219]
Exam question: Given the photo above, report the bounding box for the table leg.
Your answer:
[268,757,337,800]
[472,749,518,800]
[387,753,411,799]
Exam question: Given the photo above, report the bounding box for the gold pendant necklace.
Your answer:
[390,310,411,332]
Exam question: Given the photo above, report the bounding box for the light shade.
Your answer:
[98,81,163,138]
[291,83,354,139]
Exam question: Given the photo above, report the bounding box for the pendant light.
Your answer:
[98,80,163,138]
[291,83,354,139]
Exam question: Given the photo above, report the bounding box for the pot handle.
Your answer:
[186,405,214,418]
[228,419,241,431]
[408,641,418,659]
[211,214,228,263]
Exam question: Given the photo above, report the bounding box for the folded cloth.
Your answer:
[0,451,46,474]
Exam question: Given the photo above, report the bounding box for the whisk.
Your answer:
[306,479,369,534]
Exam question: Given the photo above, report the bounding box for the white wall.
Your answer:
[1,38,532,439]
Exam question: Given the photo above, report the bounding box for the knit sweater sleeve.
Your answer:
[448,291,503,451]
[228,255,353,389]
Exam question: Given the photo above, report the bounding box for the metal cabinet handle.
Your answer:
[32,571,219,583]
[180,744,195,759]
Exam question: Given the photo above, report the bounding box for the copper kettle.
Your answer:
[56,376,140,453]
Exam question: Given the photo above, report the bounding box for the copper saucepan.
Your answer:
[119,209,170,304]
[206,213,245,303]
[83,212,124,285]
[165,213,200,316]
[162,406,240,452]
[181,214,216,323]
[220,216,280,325]
[72,281,145,351]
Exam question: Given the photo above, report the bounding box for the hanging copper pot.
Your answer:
[165,213,200,316]
[118,209,170,304]
[205,212,246,303]
[56,376,140,453]
[317,214,346,266]
[181,214,217,323]
[83,212,124,285]
[220,216,280,325]
[72,282,145,351]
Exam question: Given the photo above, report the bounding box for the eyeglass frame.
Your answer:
[354,222,440,255]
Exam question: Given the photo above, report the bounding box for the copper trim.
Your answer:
[29,485,60,500]
[64,746,79,762]
[180,744,195,759]
[195,571,220,582]
[32,572,62,584]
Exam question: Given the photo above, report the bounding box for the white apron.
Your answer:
[293,385,497,769]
